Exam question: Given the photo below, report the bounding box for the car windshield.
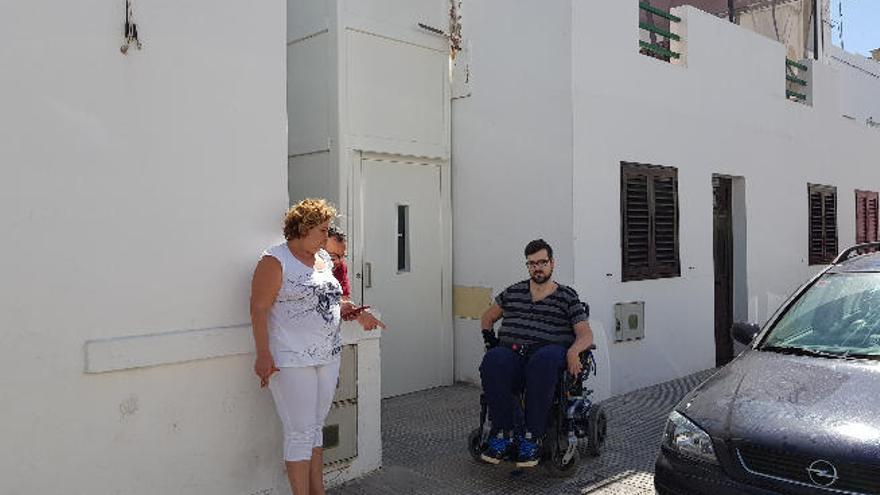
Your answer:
[761,272,880,359]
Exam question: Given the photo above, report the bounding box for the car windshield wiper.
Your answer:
[761,345,857,360]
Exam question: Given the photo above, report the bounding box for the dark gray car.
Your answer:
[655,244,880,495]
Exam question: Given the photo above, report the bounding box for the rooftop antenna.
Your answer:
[838,0,844,51]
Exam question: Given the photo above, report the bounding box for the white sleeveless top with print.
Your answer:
[262,243,343,367]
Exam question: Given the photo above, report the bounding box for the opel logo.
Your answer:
[806,459,839,487]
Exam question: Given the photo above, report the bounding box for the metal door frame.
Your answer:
[347,150,454,391]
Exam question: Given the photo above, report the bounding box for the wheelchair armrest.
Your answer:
[577,344,598,376]
[577,343,597,359]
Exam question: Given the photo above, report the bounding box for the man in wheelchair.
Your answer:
[478,239,595,468]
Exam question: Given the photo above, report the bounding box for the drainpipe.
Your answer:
[728,0,735,23]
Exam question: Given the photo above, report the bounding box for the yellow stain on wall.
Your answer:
[453,286,494,319]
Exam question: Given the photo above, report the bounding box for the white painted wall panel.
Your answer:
[84,324,252,373]
[289,151,338,206]
[828,45,880,124]
[346,30,447,150]
[288,33,332,156]
[288,0,331,42]
[343,0,447,40]
[0,1,288,493]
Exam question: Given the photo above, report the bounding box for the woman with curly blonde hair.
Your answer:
[250,198,382,495]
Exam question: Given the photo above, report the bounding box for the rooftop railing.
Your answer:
[639,2,683,62]
[785,58,809,103]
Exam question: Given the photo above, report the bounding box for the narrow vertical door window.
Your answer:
[397,205,410,272]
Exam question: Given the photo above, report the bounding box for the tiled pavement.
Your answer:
[331,368,717,495]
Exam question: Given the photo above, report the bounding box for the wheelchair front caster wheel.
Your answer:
[544,424,580,477]
[467,428,487,463]
[545,444,579,477]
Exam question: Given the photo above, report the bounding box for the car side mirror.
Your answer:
[731,322,760,345]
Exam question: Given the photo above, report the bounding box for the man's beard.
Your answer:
[531,269,553,285]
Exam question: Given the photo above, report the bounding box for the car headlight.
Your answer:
[662,411,718,464]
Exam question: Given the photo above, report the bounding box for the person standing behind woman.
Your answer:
[325,225,384,326]
[250,198,383,495]
[326,225,351,301]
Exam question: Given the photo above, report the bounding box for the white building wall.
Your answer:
[288,0,450,208]
[288,0,338,206]
[288,23,333,156]
[286,0,452,477]
[827,45,880,125]
[335,0,454,389]
[337,0,450,164]
[0,1,290,494]
[450,0,581,385]
[572,3,880,395]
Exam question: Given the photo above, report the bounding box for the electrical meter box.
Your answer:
[333,344,357,403]
[324,344,358,466]
[322,401,358,465]
[614,301,645,342]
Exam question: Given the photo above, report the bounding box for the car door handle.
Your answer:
[364,262,372,288]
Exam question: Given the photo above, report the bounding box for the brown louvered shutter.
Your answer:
[809,187,824,263]
[622,163,680,281]
[869,194,879,242]
[856,191,867,243]
[808,184,838,265]
[824,192,838,258]
[622,170,650,279]
[652,173,680,277]
[855,190,879,244]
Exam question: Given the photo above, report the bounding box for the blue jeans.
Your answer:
[479,344,567,437]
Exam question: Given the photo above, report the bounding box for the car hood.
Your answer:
[679,349,880,459]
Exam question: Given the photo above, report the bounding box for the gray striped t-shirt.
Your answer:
[496,280,589,348]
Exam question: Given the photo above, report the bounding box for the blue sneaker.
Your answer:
[516,432,541,467]
[480,433,512,464]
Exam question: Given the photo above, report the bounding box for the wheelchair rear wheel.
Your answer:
[585,404,608,457]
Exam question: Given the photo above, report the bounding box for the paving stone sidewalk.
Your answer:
[331,369,716,495]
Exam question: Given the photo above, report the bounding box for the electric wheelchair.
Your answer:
[467,340,608,477]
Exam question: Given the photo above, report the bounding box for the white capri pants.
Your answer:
[268,360,341,462]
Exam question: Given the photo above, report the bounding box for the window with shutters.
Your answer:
[808,184,838,265]
[621,162,680,281]
[855,190,879,245]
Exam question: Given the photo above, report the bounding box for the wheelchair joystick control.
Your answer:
[481,329,499,350]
